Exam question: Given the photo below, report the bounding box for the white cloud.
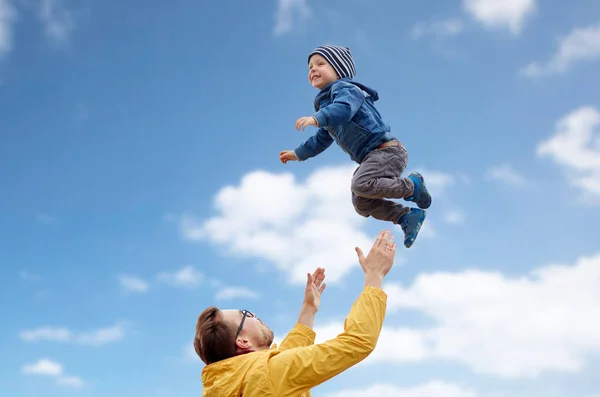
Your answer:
[326,380,477,397]
[56,376,86,388]
[462,0,535,35]
[537,106,600,201]
[521,22,600,77]
[118,275,150,293]
[75,324,124,346]
[273,0,310,36]
[157,265,203,288]
[309,251,600,379]
[19,327,72,342]
[0,0,16,57]
[443,210,465,225]
[215,286,260,301]
[179,165,457,284]
[37,0,74,44]
[313,323,430,362]
[179,165,374,285]
[380,251,600,378]
[485,163,527,186]
[19,324,124,346]
[21,359,86,388]
[22,359,63,376]
[410,18,463,39]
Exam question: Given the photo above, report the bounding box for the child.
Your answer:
[279,45,431,248]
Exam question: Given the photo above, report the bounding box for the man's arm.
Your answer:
[278,268,325,351]
[277,305,318,351]
[268,286,387,397]
[293,127,334,161]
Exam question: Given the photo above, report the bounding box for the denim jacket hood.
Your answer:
[294,77,394,164]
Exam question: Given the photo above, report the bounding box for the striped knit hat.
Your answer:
[308,45,356,79]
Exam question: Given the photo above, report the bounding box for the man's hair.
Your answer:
[193,306,237,365]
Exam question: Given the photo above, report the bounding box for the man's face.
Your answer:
[221,309,274,351]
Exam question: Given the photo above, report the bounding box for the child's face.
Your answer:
[308,54,339,90]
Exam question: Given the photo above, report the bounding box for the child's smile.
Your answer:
[308,54,339,90]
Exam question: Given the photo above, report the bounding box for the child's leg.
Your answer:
[351,193,410,223]
[351,145,428,248]
[351,145,414,200]
[351,144,431,209]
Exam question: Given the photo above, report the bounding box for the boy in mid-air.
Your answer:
[279,45,431,248]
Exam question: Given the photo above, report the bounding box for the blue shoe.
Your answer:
[398,208,426,248]
[405,172,431,209]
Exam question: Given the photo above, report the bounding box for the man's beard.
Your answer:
[259,325,275,348]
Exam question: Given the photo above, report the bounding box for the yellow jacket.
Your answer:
[201,286,387,397]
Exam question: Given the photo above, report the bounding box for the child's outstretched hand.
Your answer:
[296,116,318,131]
[280,150,299,164]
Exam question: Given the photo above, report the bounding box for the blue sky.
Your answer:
[1,0,600,396]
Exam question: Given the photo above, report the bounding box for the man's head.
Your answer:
[193,306,274,365]
[308,45,356,90]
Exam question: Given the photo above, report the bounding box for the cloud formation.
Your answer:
[21,359,85,388]
[19,324,125,346]
[537,106,600,201]
[521,22,600,77]
[462,0,536,35]
[273,0,310,36]
[311,251,600,378]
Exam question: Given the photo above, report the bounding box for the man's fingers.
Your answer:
[355,246,365,262]
[372,229,385,249]
[319,283,326,294]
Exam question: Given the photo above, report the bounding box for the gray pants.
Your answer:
[351,144,414,223]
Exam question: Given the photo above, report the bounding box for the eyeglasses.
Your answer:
[234,309,256,339]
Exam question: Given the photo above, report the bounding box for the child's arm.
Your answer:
[293,127,334,161]
[314,82,365,128]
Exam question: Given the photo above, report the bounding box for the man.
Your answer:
[194,230,397,396]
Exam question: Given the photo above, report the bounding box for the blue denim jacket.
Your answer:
[293,78,394,164]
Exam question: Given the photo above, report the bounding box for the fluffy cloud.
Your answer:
[19,327,71,342]
[326,381,477,397]
[308,251,600,379]
[157,265,203,288]
[462,0,535,35]
[0,0,16,57]
[312,323,430,362]
[22,359,63,375]
[484,163,527,186]
[273,0,310,36]
[521,22,600,77]
[19,324,124,346]
[180,165,455,284]
[118,275,150,293]
[21,359,85,388]
[537,106,600,201]
[179,165,372,285]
